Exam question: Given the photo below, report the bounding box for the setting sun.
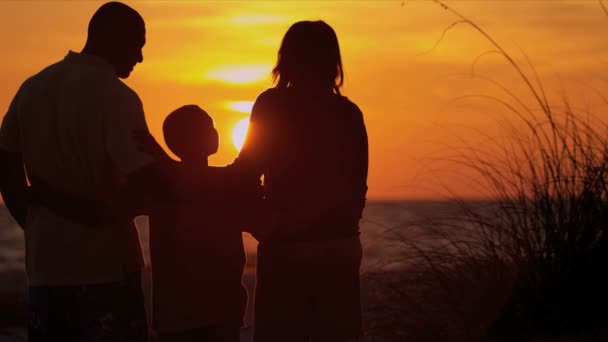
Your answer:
[232,118,250,151]
[2,2,608,339]
[1,1,607,200]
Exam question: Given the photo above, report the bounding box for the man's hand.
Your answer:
[133,130,173,163]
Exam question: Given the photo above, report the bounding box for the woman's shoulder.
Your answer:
[254,88,363,116]
[255,88,284,103]
[251,89,286,118]
[334,95,363,119]
[337,95,359,108]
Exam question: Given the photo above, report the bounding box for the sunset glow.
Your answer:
[232,118,250,151]
[226,101,254,114]
[205,64,271,85]
[0,1,607,199]
[227,13,290,25]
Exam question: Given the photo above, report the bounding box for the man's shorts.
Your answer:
[28,272,148,342]
[253,236,363,341]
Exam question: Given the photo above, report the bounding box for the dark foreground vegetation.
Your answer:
[363,2,608,341]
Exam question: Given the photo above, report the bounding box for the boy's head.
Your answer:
[163,105,219,162]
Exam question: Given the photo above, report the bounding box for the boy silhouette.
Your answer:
[149,105,252,342]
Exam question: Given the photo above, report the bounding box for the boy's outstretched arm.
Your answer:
[205,166,278,240]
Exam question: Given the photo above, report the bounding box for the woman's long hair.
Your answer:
[272,20,344,94]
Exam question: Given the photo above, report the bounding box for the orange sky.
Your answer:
[1,1,607,199]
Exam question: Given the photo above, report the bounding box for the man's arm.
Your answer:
[0,149,28,228]
[104,88,181,208]
[0,86,28,228]
[125,129,224,203]
[124,162,178,204]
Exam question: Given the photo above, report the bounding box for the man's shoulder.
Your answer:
[81,67,138,99]
[89,76,141,110]
[22,58,123,92]
[31,57,137,94]
[19,59,66,89]
[112,79,141,103]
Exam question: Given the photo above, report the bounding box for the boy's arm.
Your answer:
[205,166,277,240]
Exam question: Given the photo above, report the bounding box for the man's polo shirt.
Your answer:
[0,51,154,286]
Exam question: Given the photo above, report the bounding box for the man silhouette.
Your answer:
[0,2,184,341]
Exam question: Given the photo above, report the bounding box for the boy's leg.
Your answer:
[77,272,148,342]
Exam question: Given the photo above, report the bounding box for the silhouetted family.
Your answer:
[0,2,368,342]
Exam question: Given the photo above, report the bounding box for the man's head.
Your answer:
[83,2,145,78]
[163,105,219,163]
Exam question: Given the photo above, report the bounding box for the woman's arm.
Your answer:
[351,104,369,220]
[229,91,273,178]
[229,91,279,240]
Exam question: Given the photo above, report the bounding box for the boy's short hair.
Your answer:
[163,105,219,159]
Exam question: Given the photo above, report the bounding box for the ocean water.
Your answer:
[0,201,463,341]
[0,200,441,288]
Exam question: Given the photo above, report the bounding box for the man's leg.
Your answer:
[28,286,79,342]
[157,321,241,342]
[157,329,211,342]
[209,320,241,342]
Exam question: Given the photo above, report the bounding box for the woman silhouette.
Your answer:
[233,20,369,342]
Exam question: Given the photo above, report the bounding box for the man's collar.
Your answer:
[64,50,115,75]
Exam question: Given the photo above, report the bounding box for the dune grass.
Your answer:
[363,2,608,340]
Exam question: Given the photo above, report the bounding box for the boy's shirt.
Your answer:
[149,165,258,333]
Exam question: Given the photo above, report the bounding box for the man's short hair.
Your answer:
[88,2,144,43]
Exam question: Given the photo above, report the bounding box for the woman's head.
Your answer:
[272,20,344,94]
